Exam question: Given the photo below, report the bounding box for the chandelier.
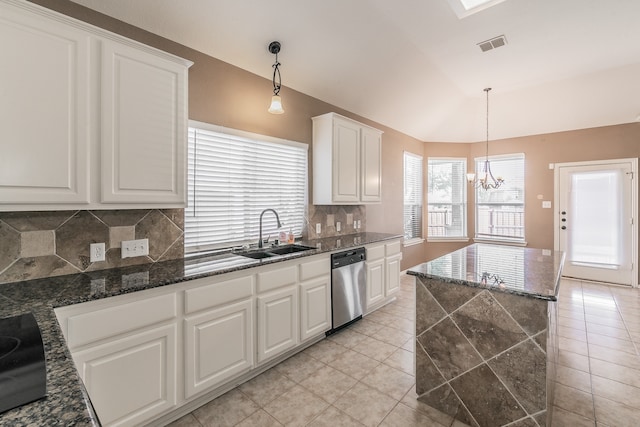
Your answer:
[468,87,504,190]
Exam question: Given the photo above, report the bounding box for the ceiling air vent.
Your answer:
[478,35,507,52]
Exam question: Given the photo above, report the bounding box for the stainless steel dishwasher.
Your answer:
[328,247,366,334]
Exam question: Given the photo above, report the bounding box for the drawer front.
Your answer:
[366,244,385,261]
[385,240,401,256]
[185,275,253,314]
[257,265,297,293]
[67,293,177,349]
[299,255,330,282]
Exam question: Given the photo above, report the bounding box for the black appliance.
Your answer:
[0,312,47,414]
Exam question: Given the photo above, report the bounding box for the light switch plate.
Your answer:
[542,201,552,209]
[121,238,149,259]
[336,221,341,232]
[315,223,321,234]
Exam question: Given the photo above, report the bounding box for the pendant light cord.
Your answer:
[485,87,491,160]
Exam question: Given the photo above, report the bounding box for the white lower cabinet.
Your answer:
[366,258,385,310]
[300,276,331,341]
[72,324,177,427]
[364,238,403,313]
[257,285,298,364]
[54,246,400,426]
[385,254,402,296]
[184,299,253,398]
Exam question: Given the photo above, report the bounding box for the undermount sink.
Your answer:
[267,244,315,255]
[235,244,315,260]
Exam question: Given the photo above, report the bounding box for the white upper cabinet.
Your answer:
[312,113,383,205]
[0,1,91,207]
[0,1,191,211]
[101,40,187,205]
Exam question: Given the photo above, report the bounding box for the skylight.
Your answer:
[447,0,508,18]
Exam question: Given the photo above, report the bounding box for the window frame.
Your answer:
[473,153,526,246]
[185,120,308,254]
[403,151,424,247]
[427,157,469,242]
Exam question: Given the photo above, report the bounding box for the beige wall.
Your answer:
[23,2,640,276]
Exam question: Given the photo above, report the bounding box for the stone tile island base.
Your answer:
[414,276,558,427]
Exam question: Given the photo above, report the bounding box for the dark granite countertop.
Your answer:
[0,232,400,425]
[407,243,565,301]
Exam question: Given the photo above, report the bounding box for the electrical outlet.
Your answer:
[121,238,149,259]
[315,223,321,234]
[336,221,341,232]
[355,220,360,229]
[90,243,105,262]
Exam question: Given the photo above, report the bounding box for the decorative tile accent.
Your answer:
[0,221,20,271]
[135,210,182,261]
[415,276,556,427]
[417,318,482,380]
[0,211,75,231]
[0,209,184,284]
[488,340,547,413]
[20,231,55,258]
[92,209,149,227]
[450,364,527,426]
[421,277,481,313]
[416,383,475,425]
[492,291,549,336]
[56,211,110,270]
[452,291,529,359]
[109,226,135,248]
[415,346,445,394]
[0,256,78,284]
[416,280,447,333]
[307,205,365,239]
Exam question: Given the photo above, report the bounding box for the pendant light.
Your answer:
[267,41,284,114]
[468,87,504,190]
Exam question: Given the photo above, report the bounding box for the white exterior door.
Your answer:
[555,159,637,286]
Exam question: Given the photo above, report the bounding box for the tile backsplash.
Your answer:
[0,209,184,285]
[0,205,365,285]
[305,205,365,239]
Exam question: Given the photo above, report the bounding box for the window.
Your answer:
[475,154,525,242]
[186,121,308,253]
[427,158,467,239]
[403,152,423,244]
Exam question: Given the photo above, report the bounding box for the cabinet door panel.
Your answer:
[385,254,402,296]
[101,40,187,205]
[73,324,177,427]
[300,276,331,341]
[257,286,297,363]
[361,127,382,202]
[366,259,385,311]
[0,3,90,206]
[184,299,253,398]
[332,120,360,202]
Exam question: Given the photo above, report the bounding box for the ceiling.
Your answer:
[70,0,640,142]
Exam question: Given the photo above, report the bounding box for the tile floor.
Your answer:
[167,275,640,427]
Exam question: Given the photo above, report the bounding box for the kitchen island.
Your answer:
[407,244,564,427]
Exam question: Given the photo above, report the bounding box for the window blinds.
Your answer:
[404,152,423,241]
[427,158,467,238]
[186,124,308,252]
[475,154,525,240]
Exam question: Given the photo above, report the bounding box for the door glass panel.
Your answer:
[569,169,622,268]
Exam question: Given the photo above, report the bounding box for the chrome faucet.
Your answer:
[258,209,282,248]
